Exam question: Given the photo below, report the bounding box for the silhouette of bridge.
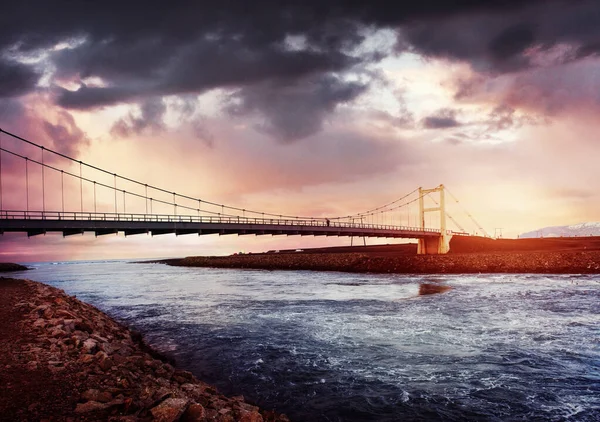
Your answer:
[0,128,487,254]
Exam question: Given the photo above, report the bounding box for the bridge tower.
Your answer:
[417,184,451,254]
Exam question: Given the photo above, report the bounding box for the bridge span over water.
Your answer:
[0,128,486,254]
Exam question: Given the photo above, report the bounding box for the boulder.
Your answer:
[150,398,190,422]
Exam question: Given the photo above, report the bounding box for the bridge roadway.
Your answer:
[0,210,441,239]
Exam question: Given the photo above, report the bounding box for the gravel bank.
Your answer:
[0,277,289,422]
[168,250,600,274]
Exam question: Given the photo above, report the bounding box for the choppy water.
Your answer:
[11,260,600,421]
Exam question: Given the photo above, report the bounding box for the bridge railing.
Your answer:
[0,210,441,233]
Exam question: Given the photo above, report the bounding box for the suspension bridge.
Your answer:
[0,128,488,254]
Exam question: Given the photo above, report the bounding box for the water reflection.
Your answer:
[419,283,452,295]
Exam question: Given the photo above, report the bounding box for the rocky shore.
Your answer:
[166,249,600,274]
[0,262,29,272]
[0,277,289,422]
[162,236,600,274]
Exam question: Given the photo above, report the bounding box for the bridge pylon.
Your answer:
[417,184,451,254]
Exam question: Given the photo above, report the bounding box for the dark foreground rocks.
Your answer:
[0,277,289,422]
[0,262,28,272]
[169,250,600,274]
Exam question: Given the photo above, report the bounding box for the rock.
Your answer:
[74,401,109,413]
[181,403,206,421]
[98,357,115,372]
[150,398,190,422]
[237,409,264,422]
[81,389,101,401]
[152,387,173,403]
[173,369,194,382]
[6,279,290,422]
[75,320,94,333]
[79,354,94,364]
[82,338,98,354]
[98,341,115,354]
[43,307,54,319]
[48,363,66,374]
[33,318,47,328]
[98,391,116,403]
[91,333,109,343]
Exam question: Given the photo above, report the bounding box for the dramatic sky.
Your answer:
[2,0,600,261]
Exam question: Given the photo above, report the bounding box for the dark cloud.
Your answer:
[489,23,535,62]
[399,0,600,78]
[54,41,357,110]
[0,59,39,98]
[422,108,461,129]
[0,1,548,137]
[226,75,368,142]
[6,0,600,141]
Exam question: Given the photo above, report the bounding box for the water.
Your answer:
[11,261,600,421]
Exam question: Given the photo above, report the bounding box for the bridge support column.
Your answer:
[417,234,452,255]
[417,184,451,254]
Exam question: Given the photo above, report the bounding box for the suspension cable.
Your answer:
[0,128,322,220]
[0,146,237,217]
[0,127,444,226]
[343,188,420,219]
[444,187,489,237]
[0,128,426,222]
[425,193,466,233]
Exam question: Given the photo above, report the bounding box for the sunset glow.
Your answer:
[2,1,600,261]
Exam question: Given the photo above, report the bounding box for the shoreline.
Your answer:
[162,249,600,274]
[0,276,289,421]
[160,236,600,274]
[0,262,29,272]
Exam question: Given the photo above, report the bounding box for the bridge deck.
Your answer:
[0,211,441,239]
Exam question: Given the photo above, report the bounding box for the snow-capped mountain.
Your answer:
[519,222,600,238]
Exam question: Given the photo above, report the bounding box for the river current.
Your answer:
[11,260,600,421]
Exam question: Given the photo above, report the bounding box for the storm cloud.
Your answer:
[3,0,600,142]
[0,0,556,142]
[226,75,368,142]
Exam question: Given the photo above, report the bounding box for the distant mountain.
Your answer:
[519,222,600,238]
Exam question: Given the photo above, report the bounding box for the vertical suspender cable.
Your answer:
[41,147,45,213]
[173,192,176,215]
[0,131,3,211]
[123,190,126,213]
[93,182,97,213]
[61,171,64,213]
[79,161,83,212]
[25,158,29,212]
[114,174,117,214]
[145,184,148,214]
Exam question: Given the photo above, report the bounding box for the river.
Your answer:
[11,260,600,421]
